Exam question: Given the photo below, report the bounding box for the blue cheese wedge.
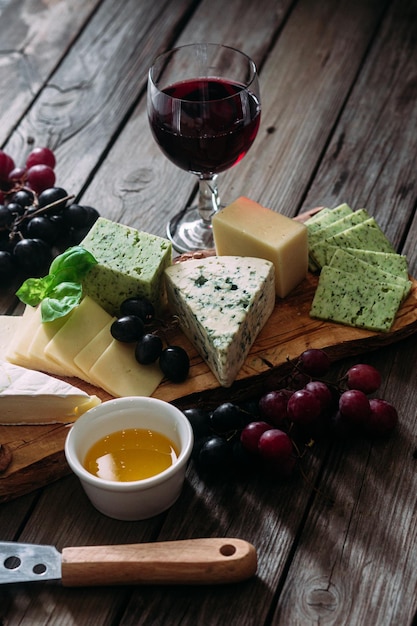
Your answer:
[310,266,404,332]
[81,217,172,315]
[0,360,101,424]
[164,256,275,387]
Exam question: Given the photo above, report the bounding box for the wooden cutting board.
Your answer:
[1,272,416,503]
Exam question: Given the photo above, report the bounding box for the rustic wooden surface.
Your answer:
[0,0,416,625]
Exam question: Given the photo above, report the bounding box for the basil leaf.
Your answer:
[49,246,97,278]
[16,245,98,322]
[40,282,83,322]
[16,275,56,306]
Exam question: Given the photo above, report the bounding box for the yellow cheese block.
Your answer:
[44,296,113,381]
[88,339,163,398]
[212,196,308,298]
[73,320,114,386]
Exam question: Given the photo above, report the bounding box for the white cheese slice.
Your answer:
[24,313,71,377]
[6,305,40,368]
[88,340,163,398]
[164,256,276,387]
[0,360,101,424]
[44,296,113,382]
[73,320,114,386]
[0,315,23,356]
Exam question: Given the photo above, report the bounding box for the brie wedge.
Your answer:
[0,360,101,424]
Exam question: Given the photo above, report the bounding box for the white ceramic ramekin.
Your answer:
[64,396,194,521]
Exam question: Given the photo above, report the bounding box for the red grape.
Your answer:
[366,398,398,437]
[0,150,15,181]
[346,364,381,394]
[8,166,27,183]
[258,389,292,426]
[258,429,295,475]
[287,388,322,425]
[305,380,333,412]
[26,147,56,170]
[26,164,56,193]
[339,389,371,426]
[240,421,271,454]
[299,348,331,377]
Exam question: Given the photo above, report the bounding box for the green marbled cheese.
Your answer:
[306,203,353,271]
[81,217,172,315]
[308,209,370,250]
[310,218,395,268]
[341,248,409,279]
[305,203,352,231]
[310,266,404,332]
[329,249,411,300]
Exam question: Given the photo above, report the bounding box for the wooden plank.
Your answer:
[4,0,198,193]
[274,337,417,625]
[0,0,101,145]
[302,0,417,269]
[218,0,391,216]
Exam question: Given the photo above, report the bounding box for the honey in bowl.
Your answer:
[84,428,179,482]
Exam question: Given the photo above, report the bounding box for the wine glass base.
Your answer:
[167,206,216,253]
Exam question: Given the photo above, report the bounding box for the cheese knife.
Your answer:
[0,538,257,586]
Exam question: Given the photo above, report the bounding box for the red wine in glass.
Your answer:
[148,44,261,253]
[149,77,261,177]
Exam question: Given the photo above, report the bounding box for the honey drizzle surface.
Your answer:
[84,428,179,481]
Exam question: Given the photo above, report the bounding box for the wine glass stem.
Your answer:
[197,176,220,222]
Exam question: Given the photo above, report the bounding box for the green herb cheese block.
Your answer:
[164,256,276,387]
[80,217,172,315]
[310,266,405,332]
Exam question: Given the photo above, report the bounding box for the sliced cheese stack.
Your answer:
[164,256,275,387]
[212,196,308,298]
[306,205,411,332]
[0,360,101,424]
[5,297,164,398]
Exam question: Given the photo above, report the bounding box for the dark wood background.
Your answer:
[0,0,416,624]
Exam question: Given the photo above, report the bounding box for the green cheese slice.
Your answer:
[329,249,411,300]
[310,266,404,332]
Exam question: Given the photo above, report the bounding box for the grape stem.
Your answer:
[14,193,75,226]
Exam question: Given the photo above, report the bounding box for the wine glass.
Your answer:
[147,43,261,253]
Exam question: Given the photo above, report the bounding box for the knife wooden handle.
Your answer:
[61,538,257,586]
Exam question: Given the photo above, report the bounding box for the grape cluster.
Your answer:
[0,147,99,284]
[185,349,399,481]
[111,296,190,383]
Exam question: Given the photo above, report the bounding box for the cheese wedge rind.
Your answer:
[0,360,101,424]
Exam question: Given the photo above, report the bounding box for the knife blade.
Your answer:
[0,537,257,586]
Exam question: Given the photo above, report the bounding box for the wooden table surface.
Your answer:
[1,0,417,624]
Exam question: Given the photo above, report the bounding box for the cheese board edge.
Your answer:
[1,207,417,502]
